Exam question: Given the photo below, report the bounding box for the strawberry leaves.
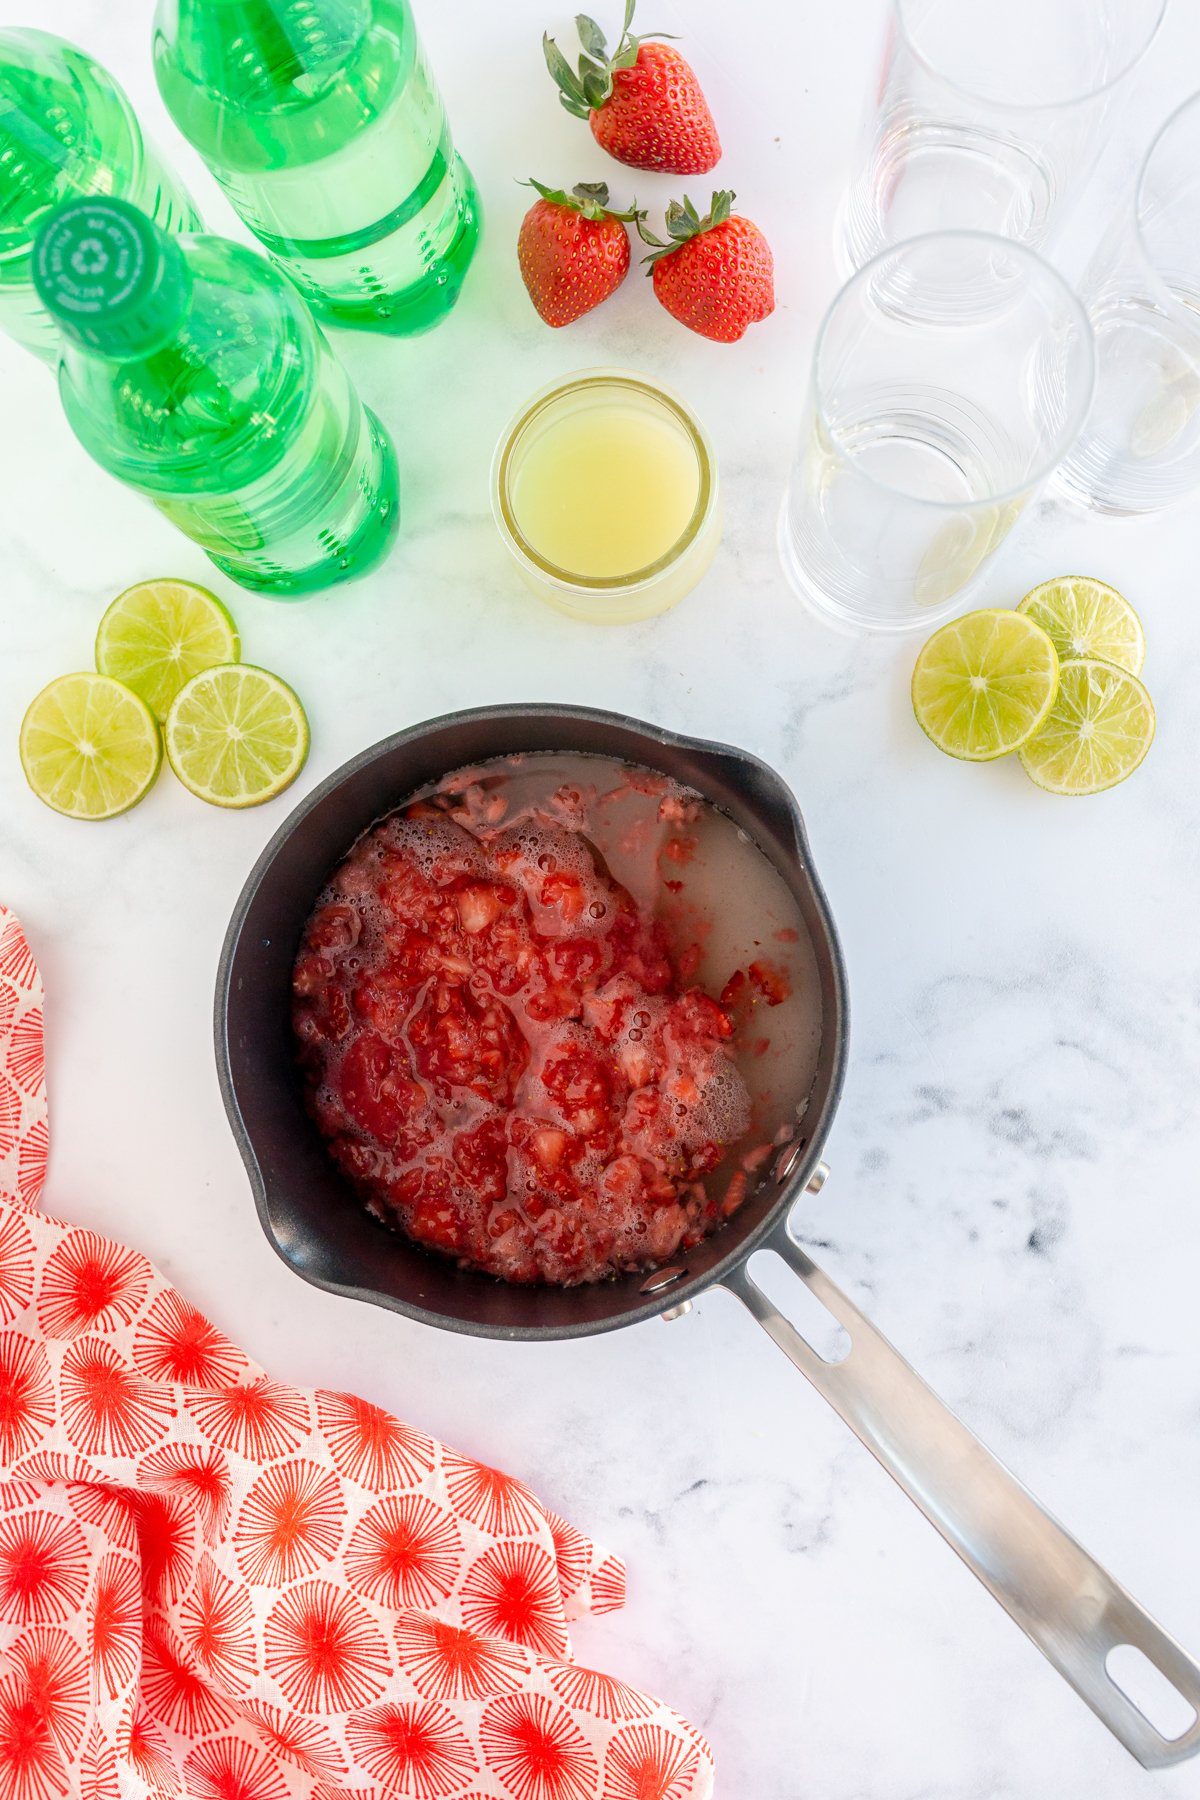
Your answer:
[544,1,672,120]
[523,178,644,225]
[543,34,593,119]
[638,191,736,263]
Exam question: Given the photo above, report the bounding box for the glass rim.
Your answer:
[894,0,1168,114]
[1135,88,1200,273]
[491,367,717,593]
[808,229,1096,514]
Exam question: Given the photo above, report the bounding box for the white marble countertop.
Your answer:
[4,0,1200,1794]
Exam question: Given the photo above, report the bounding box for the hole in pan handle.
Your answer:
[719,1211,1200,1769]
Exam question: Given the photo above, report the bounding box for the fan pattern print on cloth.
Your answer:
[0,906,716,1799]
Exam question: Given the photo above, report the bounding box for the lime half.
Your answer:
[96,578,240,720]
[164,664,309,808]
[20,673,162,820]
[1019,659,1155,795]
[912,609,1060,761]
[1017,576,1145,676]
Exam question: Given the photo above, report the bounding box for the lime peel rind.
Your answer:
[1017,576,1145,677]
[20,672,162,821]
[164,663,309,809]
[912,608,1061,762]
[1018,658,1155,796]
[95,578,241,721]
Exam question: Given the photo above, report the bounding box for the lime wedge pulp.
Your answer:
[911,609,1060,761]
[1019,659,1155,795]
[164,664,309,808]
[95,578,241,720]
[1017,576,1145,676]
[20,672,162,820]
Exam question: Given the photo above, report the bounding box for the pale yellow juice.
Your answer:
[493,370,720,623]
[509,401,701,579]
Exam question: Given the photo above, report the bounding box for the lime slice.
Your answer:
[164,664,309,808]
[1019,659,1155,795]
[1017,576,1145,676]
[20,673,162,820]
[911,609,1060,761]
[95,578,241,720]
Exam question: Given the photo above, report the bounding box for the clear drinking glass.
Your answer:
[840,0,1167,271]
[1056,94,1200,514]
[779,232,1095,633]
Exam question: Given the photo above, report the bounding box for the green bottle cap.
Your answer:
[32,196,190,357]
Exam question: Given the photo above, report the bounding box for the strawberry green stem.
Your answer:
[523,178,645,223]
[638,191,735,264]
[543,0,674,119]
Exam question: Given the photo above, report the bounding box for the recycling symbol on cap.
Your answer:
[70,236,110,277]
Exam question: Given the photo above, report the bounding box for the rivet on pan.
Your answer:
[640,1265,688,1295]
[660,1301,693,1322]
[806,1159,831,1195]
[774,1137,808,1184]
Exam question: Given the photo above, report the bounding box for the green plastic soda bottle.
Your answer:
[0,29,201,363]
[32,197,400,597]
[153,0,481,336]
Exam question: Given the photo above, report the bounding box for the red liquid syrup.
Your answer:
[292,754,822,1286]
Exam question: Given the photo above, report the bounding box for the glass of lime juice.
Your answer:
[492,370,721,625]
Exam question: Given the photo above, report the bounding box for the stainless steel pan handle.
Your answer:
[720,1215,1200,1769]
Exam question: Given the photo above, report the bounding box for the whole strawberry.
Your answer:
[518,180,643,327]
[641,192,774,343]
[544,1,721,176]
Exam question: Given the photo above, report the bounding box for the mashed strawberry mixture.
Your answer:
[292,772,754,1285]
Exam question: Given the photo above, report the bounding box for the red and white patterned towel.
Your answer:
[0,905,714,1800]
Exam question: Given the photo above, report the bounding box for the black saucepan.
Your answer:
[216,704,1200,1770]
